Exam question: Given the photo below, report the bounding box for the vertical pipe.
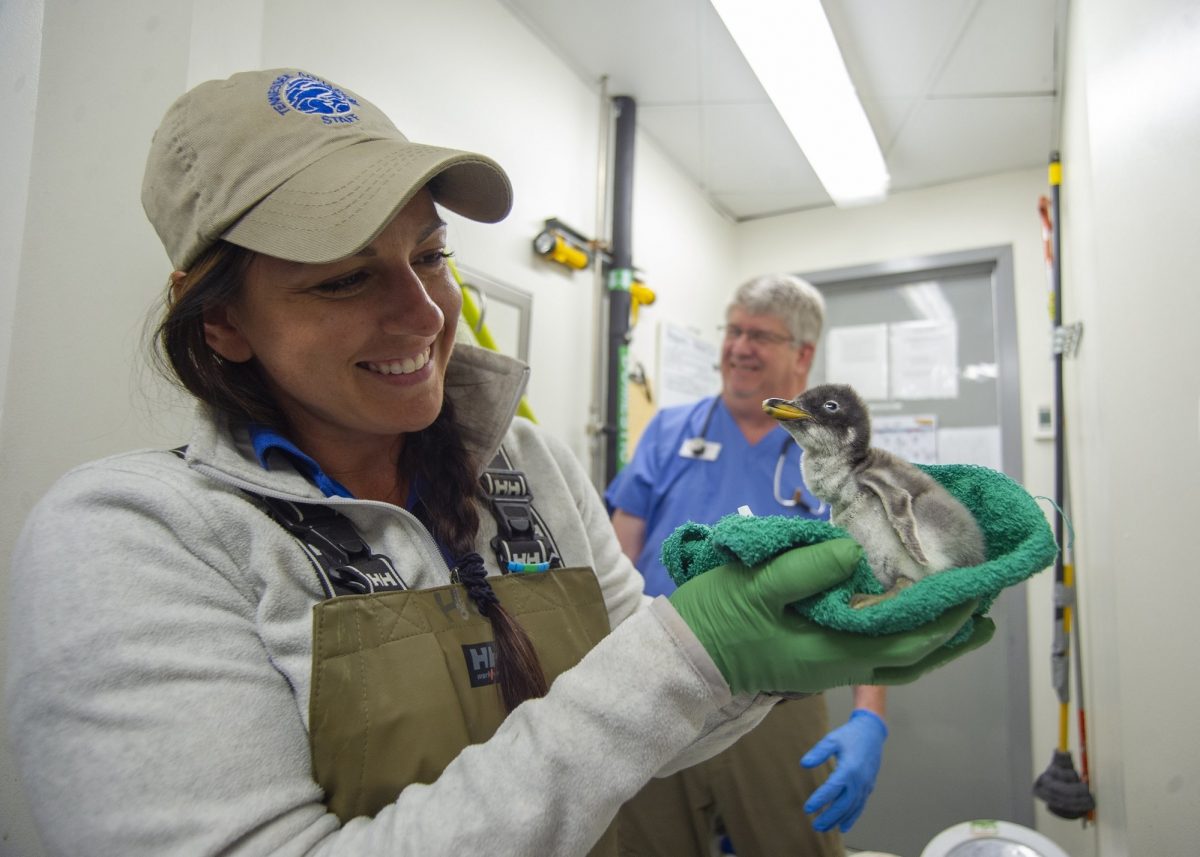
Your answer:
[1050,152,1064,580]
[604,95,636,487]
[590,77,612,488]
[1047,154,1069,717]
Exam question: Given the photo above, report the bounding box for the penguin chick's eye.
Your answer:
[823,400,839,412]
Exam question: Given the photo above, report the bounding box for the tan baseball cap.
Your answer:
[142,69,513,270]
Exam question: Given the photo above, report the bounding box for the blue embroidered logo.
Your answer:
[267,72,360,125]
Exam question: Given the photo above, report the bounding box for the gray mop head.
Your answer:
[1033,750,1096,819]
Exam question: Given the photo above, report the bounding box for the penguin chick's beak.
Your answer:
[762,398,811,421]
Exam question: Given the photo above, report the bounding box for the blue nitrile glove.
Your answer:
[801,708,888,833]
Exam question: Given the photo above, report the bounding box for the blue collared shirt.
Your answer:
[248,425,458,568]
[248,425,353,498]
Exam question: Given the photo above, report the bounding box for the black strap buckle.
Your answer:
[330,553,405,595]
[490,497,535,541]
[479,454,562,571]
[491,537,557,568]
[258,495,405,597]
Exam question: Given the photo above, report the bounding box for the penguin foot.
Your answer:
[850,591,893,609]
[850,578,914,609]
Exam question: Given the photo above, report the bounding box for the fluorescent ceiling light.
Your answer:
[709,0,890,206]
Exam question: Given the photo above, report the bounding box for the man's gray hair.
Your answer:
[727,273,826,346]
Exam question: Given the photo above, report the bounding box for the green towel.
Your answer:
[662,464,1057,640]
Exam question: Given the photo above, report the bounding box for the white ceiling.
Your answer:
[500,0,1064,221]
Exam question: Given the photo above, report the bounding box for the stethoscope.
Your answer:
[684,397,829,515]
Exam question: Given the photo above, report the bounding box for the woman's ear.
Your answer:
[173,270,254,362]
[172,269,254,363]
[169,270,188,303]
[203,303,254,363]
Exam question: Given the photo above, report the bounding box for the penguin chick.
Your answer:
[763,384,985,608]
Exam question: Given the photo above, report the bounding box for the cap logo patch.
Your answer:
[267,72,360,125]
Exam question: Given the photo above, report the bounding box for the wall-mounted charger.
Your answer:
[1034,404,1055,440]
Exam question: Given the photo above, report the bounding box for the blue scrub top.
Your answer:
[605,395,828,597]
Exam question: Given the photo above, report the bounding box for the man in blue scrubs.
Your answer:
[609,274,889,857]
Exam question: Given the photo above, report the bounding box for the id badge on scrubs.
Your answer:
[678,438,722,461]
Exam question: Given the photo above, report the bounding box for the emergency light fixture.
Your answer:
[533,229,590,270]
[708,0,890,206]
[533,218,594,270]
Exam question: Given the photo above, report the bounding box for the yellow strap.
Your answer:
[1064,563,1074,633]
[449,259,537,423]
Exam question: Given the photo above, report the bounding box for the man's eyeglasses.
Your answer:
[720,324,795,347]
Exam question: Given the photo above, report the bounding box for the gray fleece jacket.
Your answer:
[6,345,773,857]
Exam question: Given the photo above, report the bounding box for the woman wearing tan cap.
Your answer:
[6,69,987,856]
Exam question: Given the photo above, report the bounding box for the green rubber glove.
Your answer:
[668,539,992,694]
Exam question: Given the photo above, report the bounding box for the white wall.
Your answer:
[624,128,740,435]
[1056,0,1200,854]
[0,1,44,851]
[0,0,42,433]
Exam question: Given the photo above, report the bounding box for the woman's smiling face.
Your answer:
[202,189,461,455]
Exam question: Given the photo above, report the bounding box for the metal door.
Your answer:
[803,246,1034,857]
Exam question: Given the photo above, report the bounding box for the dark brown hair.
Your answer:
[153,240,547,711]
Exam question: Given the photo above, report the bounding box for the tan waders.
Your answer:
[616,696,844,857]
[309,567,618,855]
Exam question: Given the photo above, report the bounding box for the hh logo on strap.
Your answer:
[462,642,496,688]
